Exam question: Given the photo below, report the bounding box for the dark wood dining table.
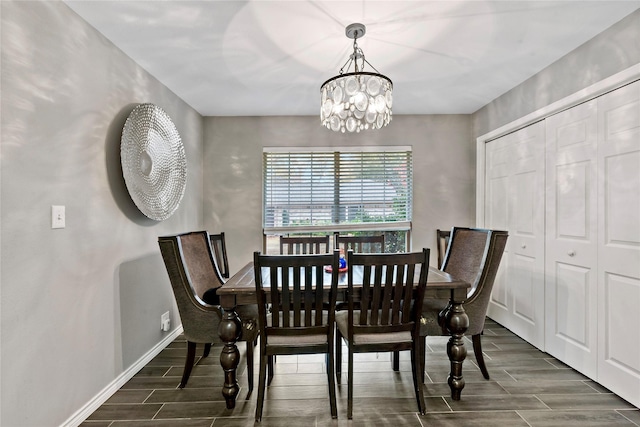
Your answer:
[216,262,470,409]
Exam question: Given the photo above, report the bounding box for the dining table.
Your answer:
[216,261,471,409]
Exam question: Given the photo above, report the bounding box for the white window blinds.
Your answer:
[263,148,412,231]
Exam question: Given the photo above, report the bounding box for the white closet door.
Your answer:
[597,80,640,408]
[486,132,511,323]
[545,100,598,378]
[508,121,546,349]
[486,122,546,349]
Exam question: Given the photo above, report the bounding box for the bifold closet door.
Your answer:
[596,80,640,408]
[486,121,545,349]
[544,100,598,379]
[485,131,510,325]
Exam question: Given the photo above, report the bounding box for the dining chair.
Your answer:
[334,233,385,253]
[419,227,508,381]
[158,231,259,391]
[273,235,330,369]
[253,250,340,422]
[436,229,451,269]
[279,235,330,254]
[335,249,430,419]
[209,231,230,279]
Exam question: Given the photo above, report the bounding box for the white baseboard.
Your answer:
[61,326,184,427]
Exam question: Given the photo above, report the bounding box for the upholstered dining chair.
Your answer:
[334,234,385,253]
[436,229,451,269]
[158,231,259,391]
[336,249,430,419]
[419,227,508,381]
[253,250,340,422]
[279,235,330,254]
[209,231,230,279]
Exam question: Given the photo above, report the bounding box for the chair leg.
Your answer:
[179,341,197,388]
[255,350,268,422]
[347,347,354,420]
[335,329,343,380]
[392,350,400,371]
[472,334,490,380]
[267,355,274,385]
[246,340,255,395]
[327,344,337,419]
[410,343,427,415]
[419,336,426,383]
[202,343,211,358]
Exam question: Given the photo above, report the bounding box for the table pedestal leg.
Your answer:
[219,307,241,409]
[444,300,469,400]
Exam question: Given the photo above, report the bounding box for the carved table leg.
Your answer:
[219,303,241,409]
[444,297,469,400]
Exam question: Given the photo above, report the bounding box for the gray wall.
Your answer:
[473,9,640,138]
[203,115,475,271]
[1,2,203,426]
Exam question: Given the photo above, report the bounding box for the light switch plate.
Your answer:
[52,205,65,229]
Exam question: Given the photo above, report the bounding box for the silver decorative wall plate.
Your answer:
[121,103,186,221]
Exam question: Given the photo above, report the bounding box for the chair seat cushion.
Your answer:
[268,333,328,346]
[335,311,411,345]
[265,311,329,346]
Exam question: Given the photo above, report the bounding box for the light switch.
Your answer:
[52,205,65,229]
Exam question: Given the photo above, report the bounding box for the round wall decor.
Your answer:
[121,103,186,221]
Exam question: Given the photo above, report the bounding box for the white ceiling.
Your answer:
[64,1,639,116]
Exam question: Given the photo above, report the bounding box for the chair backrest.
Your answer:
[280,235,330,255]
[158,232,222,343]
[441,227,508,335]
[254,250,340,341]
[335,234,385,253]
[209,232,230,279]
[436,229,451,269]
[346,249,430,341]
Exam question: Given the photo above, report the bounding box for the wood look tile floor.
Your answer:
[82,319,640,426]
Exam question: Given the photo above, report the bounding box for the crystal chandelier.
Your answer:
[321,23,393,133]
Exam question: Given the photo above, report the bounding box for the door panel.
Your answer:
[597,80,640,408]
[554,262,591,349]
[486,122,545,349]
[512,253,537,324]
[602,273,640,370]
[507,123,545,348]
[545,100,598,378]
[486,136,511,316]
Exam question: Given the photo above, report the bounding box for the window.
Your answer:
[263,146,412,236]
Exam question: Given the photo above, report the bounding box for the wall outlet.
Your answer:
[161,311,170,332]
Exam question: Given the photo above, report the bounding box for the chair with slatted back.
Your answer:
[333,234,386,313]
[253,250,340,422]
[209,232,230,279]
[335,249,430,419]
[158,231,258,391]
[419,227,508,381]
[436,229,451,269]
[334,234,385,254]
[279,235,330,254]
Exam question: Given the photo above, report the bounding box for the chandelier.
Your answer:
[321,23,393,133]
